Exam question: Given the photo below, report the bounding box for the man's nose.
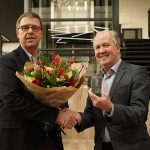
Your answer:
[28,27,33,32]
[98,47,106,54]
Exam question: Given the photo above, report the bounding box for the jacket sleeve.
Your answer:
[75,96,95,132]
[0,53,59,125]
[112,65,150,127]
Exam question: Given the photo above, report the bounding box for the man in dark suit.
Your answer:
[0,12,77,150]
[58,30,150,150]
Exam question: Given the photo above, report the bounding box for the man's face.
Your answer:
[16,17,43,50]
[93,32,120,72]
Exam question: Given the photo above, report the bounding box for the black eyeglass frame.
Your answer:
[19,25,42,32]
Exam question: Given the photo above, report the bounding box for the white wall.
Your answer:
[2,43,19,54]
[119,0,150,39]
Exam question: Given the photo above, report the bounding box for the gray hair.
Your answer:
[16,12,43,29]
[93,30,121,47]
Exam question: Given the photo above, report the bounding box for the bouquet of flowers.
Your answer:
[16,52,88,108]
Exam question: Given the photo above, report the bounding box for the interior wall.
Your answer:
[119,0,150,39]
[62,85,94,142]
[0,0,24,42]
[2,43,19,54]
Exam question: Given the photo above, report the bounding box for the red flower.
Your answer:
[23,52,86,88]
[32,78,41,85]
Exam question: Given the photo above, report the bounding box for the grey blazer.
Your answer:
[76,61,150,150]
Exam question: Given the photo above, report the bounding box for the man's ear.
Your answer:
[117,45,121,52]
[16,29,19,39]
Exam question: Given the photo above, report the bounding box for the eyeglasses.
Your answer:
[19,25,42,32]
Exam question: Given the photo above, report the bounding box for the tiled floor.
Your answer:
[62,126,94,150]
[63,139,94,150]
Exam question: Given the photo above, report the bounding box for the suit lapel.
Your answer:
[109,61,126,100]
[14,46,30,72]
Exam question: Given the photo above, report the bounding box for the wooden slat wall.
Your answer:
[62,85,94,140]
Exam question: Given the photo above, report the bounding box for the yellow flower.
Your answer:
[44,66,53,73]
[65,71,73,79]
[24,75,36,83]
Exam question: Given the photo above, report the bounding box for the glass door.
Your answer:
[25,0,119,75]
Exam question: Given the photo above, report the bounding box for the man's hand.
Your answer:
[56,108,81,129]
[88,89,112,113]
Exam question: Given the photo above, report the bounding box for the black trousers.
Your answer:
[102,142,113,150]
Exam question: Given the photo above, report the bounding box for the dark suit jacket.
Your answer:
[0,46,64,150]
[75,61,150,150]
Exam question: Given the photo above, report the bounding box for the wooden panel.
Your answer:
[62,85,94,141]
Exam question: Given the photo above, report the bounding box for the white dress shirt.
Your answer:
[99,59,121,142]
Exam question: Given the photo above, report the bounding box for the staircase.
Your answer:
[121,39,150,76]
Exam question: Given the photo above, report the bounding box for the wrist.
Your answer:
[105,103,114,117]
[75,112,81,125]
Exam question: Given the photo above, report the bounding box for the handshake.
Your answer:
[56,108,81,129]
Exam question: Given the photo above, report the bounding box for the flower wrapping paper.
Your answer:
[16,63,85,108]
[16,52,88,108]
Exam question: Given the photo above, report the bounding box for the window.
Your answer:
[122,28,142,39]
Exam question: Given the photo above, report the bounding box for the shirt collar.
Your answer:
[23,49,37,61]
[99,58,122,77]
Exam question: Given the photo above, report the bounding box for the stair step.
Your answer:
[121,51,150,55]
[124,39,150,46]
[124,47,150,50]
[122,60,150,64]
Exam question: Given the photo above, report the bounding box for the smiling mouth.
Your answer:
[97,54,107,58]
[27,37,35,39]
[101,55,107,58]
